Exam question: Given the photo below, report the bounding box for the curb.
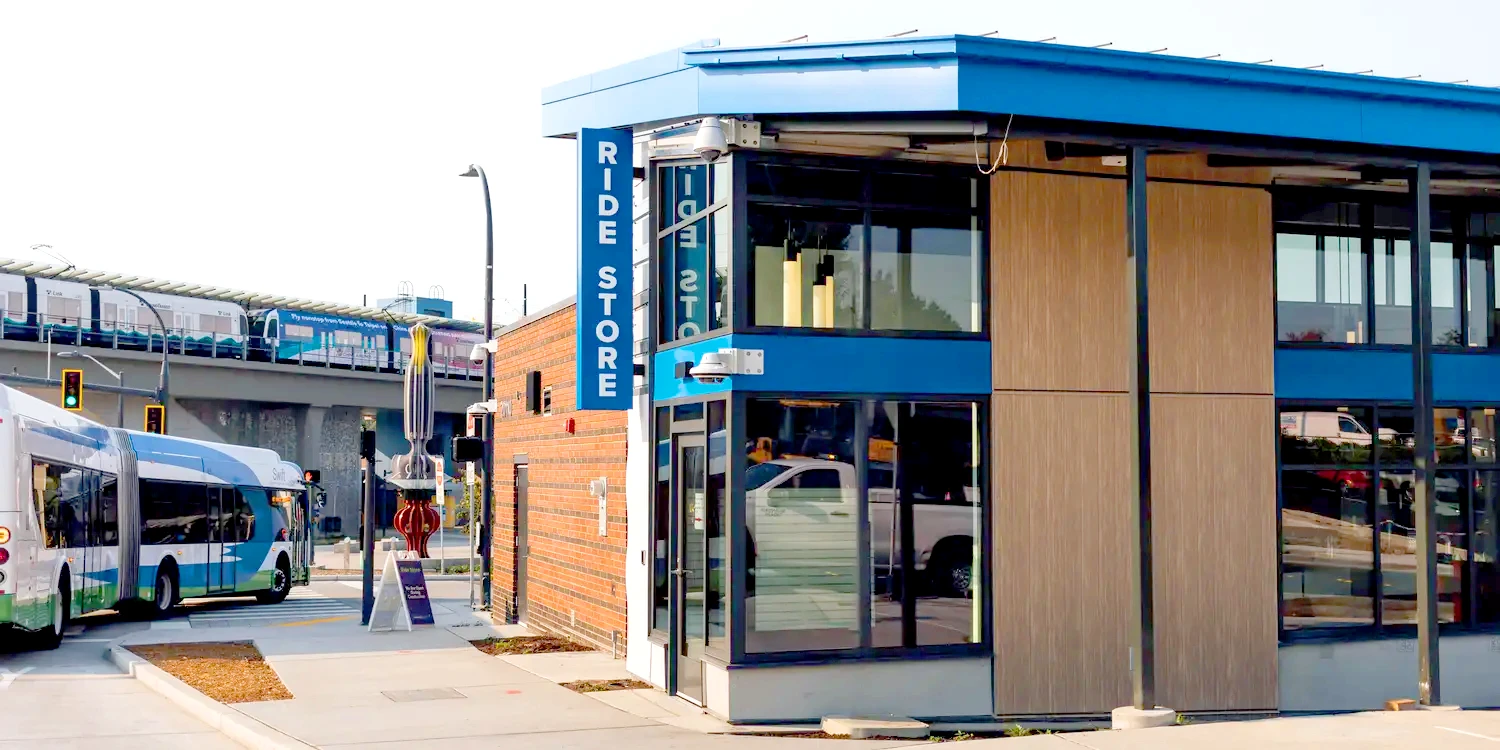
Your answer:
[105,641,316,750]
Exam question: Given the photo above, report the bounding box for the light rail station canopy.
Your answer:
[543,35,1500,164]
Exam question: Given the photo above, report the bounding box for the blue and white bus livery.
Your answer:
[0,384,311,648]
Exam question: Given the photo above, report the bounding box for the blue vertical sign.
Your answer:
[577,128,633,410]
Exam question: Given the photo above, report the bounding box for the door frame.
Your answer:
[515,463,529,624]
[671,433,708,704]
[206,486,230,594]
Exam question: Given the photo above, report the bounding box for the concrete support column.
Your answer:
[301,405,329,476]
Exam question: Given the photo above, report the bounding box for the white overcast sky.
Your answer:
[2,1,1496,324]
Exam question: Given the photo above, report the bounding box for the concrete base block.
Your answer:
[821,716,929,739]
[1111,706,1177,730]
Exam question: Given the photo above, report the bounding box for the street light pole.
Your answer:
[58,350,124,427]
[97,286,170,433]
[461,163,495,611]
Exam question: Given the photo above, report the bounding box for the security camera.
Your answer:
[689,352,732,384]
[693,118,727,163]
[466,400,497,415]
[469,343,488,364]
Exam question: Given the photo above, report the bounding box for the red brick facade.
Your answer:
[489,302,629,651]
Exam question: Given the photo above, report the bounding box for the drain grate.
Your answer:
[382,688,466,702]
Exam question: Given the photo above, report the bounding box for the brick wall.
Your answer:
[489,303,629,651]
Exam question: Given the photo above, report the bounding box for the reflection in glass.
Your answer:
[748,205,863,328]
[653,409,670,631]
[1435,408,1466,464]
[707,402,727,643]
[1281,470,1375,629]
[1468,243,1492,347]
[1378,471,1463,624]
[1276,234,1366,343]
[870,211,981,332]
[1378,407,1416,463]
[744,399,859,652]
[681,445,707,643]
[1476,473,1500,624]
[867,402,982,647]
[1374,239,1413,345]
[1472,409,1500,464]
[658,163,729,343]
[1279,406,1374,464]
[1432,242,1460,345]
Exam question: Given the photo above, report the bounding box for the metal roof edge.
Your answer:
[493,294,577,340]
[541,39,720,105]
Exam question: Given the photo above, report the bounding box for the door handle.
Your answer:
[671,568,688,577]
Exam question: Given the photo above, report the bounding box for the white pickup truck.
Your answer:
[745,458,978,599]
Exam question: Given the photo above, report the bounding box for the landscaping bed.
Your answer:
[128,641,292,703]
[561,678,654,693]
[471,635,594,656]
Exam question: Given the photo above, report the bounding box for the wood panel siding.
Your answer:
[991,171,1128,393]
[992,392,1132,715]
[1151,394,1279,712]
[1148,182,1275,395]
[1002,140,1271,184]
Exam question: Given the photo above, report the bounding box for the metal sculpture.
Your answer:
[390,323,442,557]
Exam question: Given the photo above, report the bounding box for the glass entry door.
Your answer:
[674,436,707,704]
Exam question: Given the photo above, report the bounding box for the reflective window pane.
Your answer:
[1433,242,1461,345]
[871,211,981,333]
[707,402,727,644]
[748,205,863,329]
[1277,234,1365,343]
[1377,407,1415,463]
[1476,472,1500,624]
[1436,408,1466,464]
[1378,471,1463,625]
[658,163,729,343]
[1472,409,1500,464]
[1281,470,1375,630]
[1468,244,1492,347]
[652,409,670,631]
[1374,239,1413,345]
[1279,406,1374,464]
[744,399,859,652]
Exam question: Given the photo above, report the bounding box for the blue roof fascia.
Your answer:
[543,34,1500,155]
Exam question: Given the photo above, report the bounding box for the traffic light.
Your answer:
[60,369,84,411]
[304,470,321,483]
[144,404,165,434]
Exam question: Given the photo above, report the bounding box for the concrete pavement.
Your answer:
[0,614,239,749]
[15,581,1500,749]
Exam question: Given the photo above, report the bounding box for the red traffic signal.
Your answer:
[61,369,84,411]
[144,404,165,434]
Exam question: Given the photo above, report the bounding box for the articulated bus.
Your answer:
[0,384,311,648]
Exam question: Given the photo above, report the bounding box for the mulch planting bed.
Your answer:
[471,635,594,656]
[561,678,655,693]
[128,641,293,704]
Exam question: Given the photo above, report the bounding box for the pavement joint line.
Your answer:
[1439,726,1500,741]
[103,637,317,750]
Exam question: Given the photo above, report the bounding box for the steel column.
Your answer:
[1124,145,1156,711]
[1409,161,1441,706]
[361,451,376,625]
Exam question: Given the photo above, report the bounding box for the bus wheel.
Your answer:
[256,557,291,604]
[38,577,69,650]
[148,566,178,619]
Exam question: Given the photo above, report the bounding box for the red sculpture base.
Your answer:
[392,496,441,558]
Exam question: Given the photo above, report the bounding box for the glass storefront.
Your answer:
[1280,402,1500,635]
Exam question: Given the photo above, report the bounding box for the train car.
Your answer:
[0,273,248,357]
[92,287,247,357]
[0,384,312,648]
[391,325,486,379]
[253,308,388,369]
[34,277,88,346]
[0,273,32,340]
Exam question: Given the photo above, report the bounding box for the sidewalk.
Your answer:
[112,616,1500,749]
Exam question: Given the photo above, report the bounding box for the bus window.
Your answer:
[236,492,256,542]
[96,474,119,546]
[141,480,208,545]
